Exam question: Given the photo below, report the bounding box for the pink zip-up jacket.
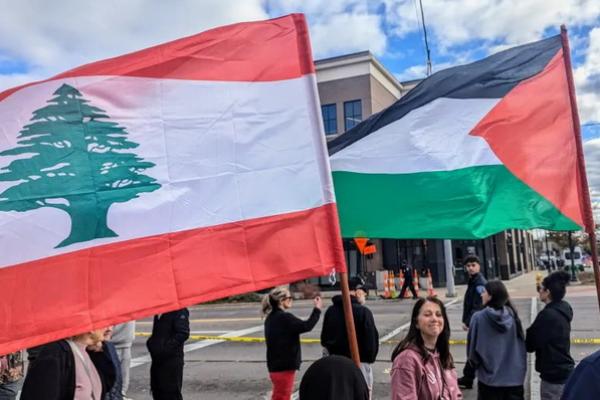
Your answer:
[391,345,462,400]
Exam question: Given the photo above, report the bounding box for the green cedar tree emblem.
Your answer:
[0,83,161,248]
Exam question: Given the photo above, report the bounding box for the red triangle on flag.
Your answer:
[471,49,586,228]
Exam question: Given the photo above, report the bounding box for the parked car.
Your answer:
[562,246,584,268]
[539,254,559,270]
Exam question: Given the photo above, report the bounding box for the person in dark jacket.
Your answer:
[398,260,418,299]
[21,329,115,400]
[321,277,379,396]
[468,280,526,400]
[262,287,322,400]
[526,271,574,400]
[89,326,123,400]
[299,355,369,400]
[458,255,487,389]
[26,343,51,370]
[146,308,190,400]
[561,348,600,400]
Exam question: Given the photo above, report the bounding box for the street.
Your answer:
[126,272,600,400]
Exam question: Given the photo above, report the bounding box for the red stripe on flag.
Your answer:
[0,203,344,355]
[0,14,315,102]
[471,49,586,228]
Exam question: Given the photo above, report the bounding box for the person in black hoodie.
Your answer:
[299,355,369,400]
[146,308,190,400]
[263,287,322,400]
[458,255,487,389]
[321,277,379,397]
[526,271,574,400]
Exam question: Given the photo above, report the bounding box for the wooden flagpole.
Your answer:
[560,25,600,312]
[339,271,361,366]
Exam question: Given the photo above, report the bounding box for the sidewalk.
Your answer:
[314,269,599,302]
[496,269,598,298]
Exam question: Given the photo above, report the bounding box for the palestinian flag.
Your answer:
[329,33,593,239]
[0,14,345,354]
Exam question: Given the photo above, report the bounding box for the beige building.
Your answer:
[315,51,406,139]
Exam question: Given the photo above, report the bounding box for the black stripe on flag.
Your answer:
[328,35,562,155]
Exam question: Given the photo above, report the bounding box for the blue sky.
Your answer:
[0,0,599,215]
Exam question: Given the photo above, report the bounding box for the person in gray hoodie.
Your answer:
[111,321,136,399]
[467,280,526,400]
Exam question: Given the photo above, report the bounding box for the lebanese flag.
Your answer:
[0,14,345,354]
[329,33,594,239]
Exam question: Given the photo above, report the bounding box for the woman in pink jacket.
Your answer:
[391,297,462,400]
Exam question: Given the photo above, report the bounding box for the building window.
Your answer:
[344,100,362,131]
[321,104,337,135]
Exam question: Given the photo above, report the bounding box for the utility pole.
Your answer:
[568,231,577,282]
[418,0,432,76]
[444,240,456,297]
[545,230,551,270]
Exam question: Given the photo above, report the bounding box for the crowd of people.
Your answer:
[263,255,597,400]
[0,309,189,400]
[1,255,599,399]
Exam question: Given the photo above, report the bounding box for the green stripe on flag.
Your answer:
[332,164,580,239]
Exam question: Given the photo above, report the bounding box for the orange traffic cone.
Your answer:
[389,271,398,298]
[404,271,412,298]
[413,269,419,296]
[427,269,437,297]
[398,271,404,291]
[383,271,390,299]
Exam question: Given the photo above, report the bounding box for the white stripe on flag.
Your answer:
[330,97,502,174]
[0,75,332,268]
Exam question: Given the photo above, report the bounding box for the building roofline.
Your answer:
[314,51,372,65]
[315,51,403,93]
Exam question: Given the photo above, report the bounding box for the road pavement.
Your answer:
[126,271,600,399]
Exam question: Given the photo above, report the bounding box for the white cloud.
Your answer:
[394,61,457,81]
[574,27,600,124]
[267,1,388,59]
[384,0,600,48]
[393,45,479,82]
[309,13,387,58]
[394,64,428,82]
[0,0,391,88]
[268,0,356,17]
[0,0,268,91]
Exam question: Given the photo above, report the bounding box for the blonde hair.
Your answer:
[261,287,291,316]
